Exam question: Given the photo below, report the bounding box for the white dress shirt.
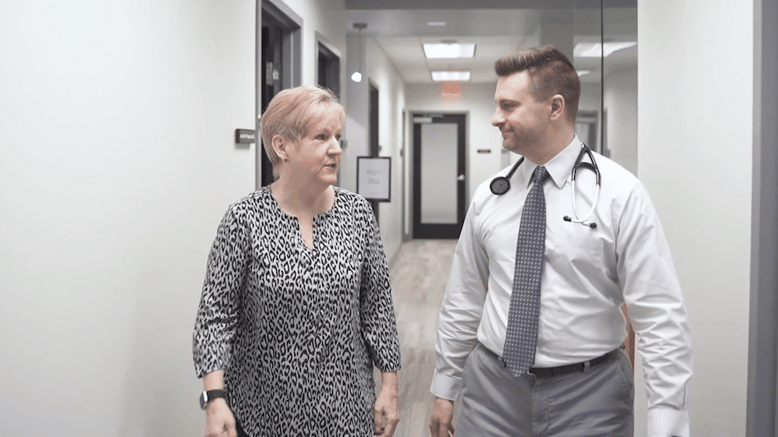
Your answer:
[431,136,693,437]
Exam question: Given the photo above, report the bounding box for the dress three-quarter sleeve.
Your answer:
[358,200,401,373]
[193,204,250,377]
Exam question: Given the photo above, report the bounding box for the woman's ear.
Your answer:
[271,135,289,162]
[549,94,566,121]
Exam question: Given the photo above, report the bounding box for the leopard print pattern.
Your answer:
[193,187,401,437]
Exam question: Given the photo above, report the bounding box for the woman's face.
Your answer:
[286,106,343,187]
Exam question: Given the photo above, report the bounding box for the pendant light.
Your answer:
[351,23,367,83]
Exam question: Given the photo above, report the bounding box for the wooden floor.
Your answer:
[378,239,458,437]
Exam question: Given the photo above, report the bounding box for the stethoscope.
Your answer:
[489,144,601,229]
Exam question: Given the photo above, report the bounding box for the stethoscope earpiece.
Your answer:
[565,215,597,229]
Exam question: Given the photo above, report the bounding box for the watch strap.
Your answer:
[199,389,227,410]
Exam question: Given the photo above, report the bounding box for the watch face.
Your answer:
[200,390,226,410]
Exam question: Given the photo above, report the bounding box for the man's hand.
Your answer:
[429,397,455,437]
[204,398,237,437]
[374,371,400,436]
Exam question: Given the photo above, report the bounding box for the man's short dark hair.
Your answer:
[494,45,581,122]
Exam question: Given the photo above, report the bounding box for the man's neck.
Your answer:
[527,129,575,165]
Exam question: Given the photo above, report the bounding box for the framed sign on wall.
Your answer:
[356,156,391,202]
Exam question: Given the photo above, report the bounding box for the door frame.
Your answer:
[412,113,466,239]
[256,0,302,189]
[368,82,380,223]
[316,33,341,98]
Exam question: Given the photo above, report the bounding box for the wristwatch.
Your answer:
[199,389,227,410]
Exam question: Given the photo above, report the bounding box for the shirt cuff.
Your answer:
[647,406,690,437]
[429,370,463,401]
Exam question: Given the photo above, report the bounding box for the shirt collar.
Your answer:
[520,135,583,190]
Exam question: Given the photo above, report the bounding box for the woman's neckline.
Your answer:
[267,184,339,221]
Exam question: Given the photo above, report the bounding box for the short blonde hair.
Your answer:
[259,86,344,166]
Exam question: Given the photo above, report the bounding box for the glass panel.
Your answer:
[572,5,604,155]
[421,123,458,224]
[571,2,638,174]
[602,2,638,175]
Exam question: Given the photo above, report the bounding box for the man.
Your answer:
[428,45,692,437]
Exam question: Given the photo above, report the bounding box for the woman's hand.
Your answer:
[202,370,236,437]
[205,398,237,437]
[373,371,400,436]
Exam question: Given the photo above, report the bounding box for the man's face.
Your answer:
[491,71,551,156]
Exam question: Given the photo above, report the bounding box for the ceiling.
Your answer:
[345,3,637,85]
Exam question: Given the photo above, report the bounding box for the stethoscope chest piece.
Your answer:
[490,177,511,195]
[490,157,523,196]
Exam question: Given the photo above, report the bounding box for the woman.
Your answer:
[193,86,401,437]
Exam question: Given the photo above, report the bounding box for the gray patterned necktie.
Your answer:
[503,165,550,378]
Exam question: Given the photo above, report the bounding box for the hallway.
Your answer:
[385,239,458,437]
[0,1,763,435]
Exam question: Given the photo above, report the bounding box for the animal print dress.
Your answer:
[193,187,401,437]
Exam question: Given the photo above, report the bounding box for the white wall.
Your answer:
[343,36,407,262]
[405,83,503,203]
[0,1,256,436]
[637,1,753,436]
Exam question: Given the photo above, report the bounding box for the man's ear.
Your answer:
[271,135,289,162]
[549,94,566,121]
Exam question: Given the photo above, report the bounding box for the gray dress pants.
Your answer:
[457,343,634,437]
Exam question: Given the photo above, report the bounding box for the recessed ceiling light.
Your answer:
[431,71,471,82]
[426,21,447,27]
[423,43,476,59]
[574,42,637,58]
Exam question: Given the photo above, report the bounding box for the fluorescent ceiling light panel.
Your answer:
[423,43,476,59]
[431,71,471,81]
[577,70,592,77]
[426,21,447,26]
[574,42,637,58]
